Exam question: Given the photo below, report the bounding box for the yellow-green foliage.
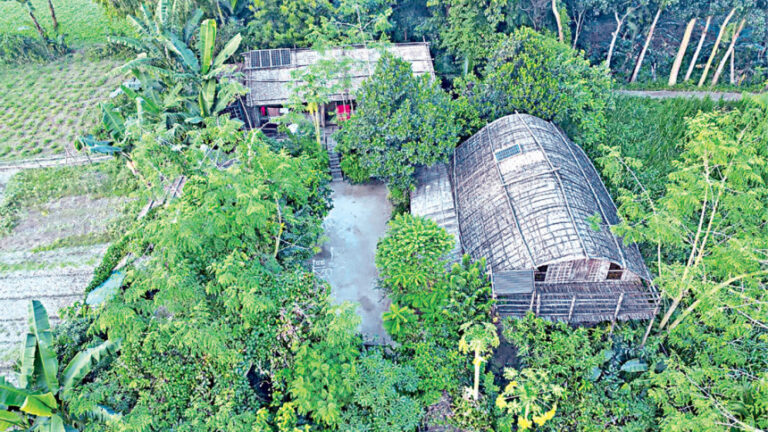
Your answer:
[0,54,119,160]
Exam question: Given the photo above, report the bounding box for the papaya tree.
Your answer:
[458,322,499,400]
[496,368,564,430]
[0,301,121,431]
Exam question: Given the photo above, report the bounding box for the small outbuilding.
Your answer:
[411,114,659,323]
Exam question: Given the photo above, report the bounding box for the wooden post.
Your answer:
[529,291,535,311]
[567,295,576,322]
[536,293,541,316]
[609,293,625,334]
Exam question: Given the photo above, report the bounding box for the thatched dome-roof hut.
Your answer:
[412,114,660,323]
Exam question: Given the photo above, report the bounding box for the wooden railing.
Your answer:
[495,283,660,324]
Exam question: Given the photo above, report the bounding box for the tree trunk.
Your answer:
[684,16,711,82]
[572,11,585,49]
[552,0,564,43]
[668,18,696,86]
[571,12,586,50]
[46,0,58,35]
[698,8,735,87]
[607,11,627,69]
[473,349,481,400]
[711,19,745,86]
[24,4,48,42]
[729,48,735,84]
[630,7,662,83]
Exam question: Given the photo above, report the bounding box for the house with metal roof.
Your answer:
[237,43,434,129]
[411,114,659,323]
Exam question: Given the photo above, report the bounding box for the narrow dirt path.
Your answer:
[0,154,110,172]
[615,90,747,101]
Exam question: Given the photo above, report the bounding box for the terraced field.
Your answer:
[0,162,138,379]
[0,54,120,161]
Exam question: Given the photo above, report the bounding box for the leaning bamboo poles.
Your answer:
[669,18,697,86]
[698,8,736,86]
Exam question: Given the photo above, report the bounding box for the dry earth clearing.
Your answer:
[0,163,136,379]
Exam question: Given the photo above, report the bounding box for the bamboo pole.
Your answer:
[630,7,663,83]
[552,0,564,43]
[711,19,745,86]
[684,16,711,82]
[669,18,697,86]
[698,8,735,86]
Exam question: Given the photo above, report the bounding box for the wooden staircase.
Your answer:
[323,128,343,182]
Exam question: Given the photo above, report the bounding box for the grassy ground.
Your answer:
[0,0,126,46]
[603,95,746,196]
[0,53,120,160]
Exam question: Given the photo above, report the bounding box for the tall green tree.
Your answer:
[601,105,768,431]
[334,52,461,199]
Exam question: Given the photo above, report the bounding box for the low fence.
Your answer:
[495,283,660,324]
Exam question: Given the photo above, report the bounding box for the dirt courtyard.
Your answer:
[313,181,393,343]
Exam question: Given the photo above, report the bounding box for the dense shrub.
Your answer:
[461,27,612,148]
[503,314,657,431]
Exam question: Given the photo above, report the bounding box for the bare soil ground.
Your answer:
[0,170,124,380]
[312,180,393,343]
[0,195,121,252]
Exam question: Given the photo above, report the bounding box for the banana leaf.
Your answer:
[199,79,216,117]
[619,358,648,373]
[0,377,27,407]
[18,333,36,389]
[212,33,242,71]
[101,104,126,140]
[20,392,57,417]
[182,10,204,44]
[61,339,121,393]
[199,19,216,75]
[42,414,67,432]
[155,0,169,27]
[0,410,23,430]
[27,301,58,393]
[163,33,199,73]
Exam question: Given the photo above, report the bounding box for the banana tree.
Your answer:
[0,301,121,431]
[110,1,245,120]
[82,1,245,158]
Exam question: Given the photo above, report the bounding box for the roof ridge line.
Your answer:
[517,114,590,260]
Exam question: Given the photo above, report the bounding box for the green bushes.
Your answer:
[503,314,657,431]
[459,27,612,148]
[601,96,746,196]
[375,214,496,425]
